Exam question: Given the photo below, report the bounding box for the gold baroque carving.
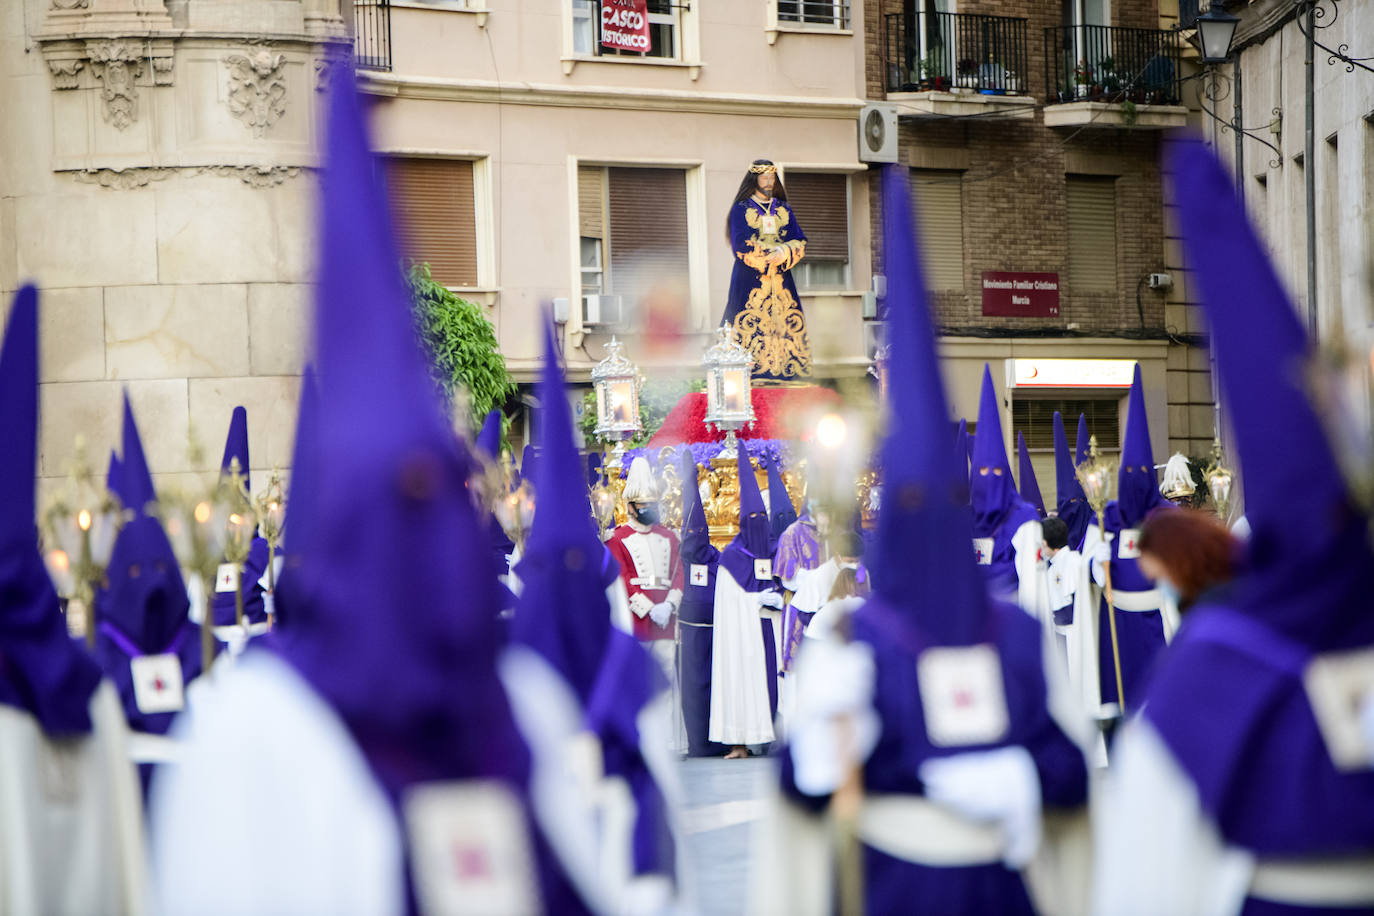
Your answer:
[225,50,289,138]
[87,39,145,130]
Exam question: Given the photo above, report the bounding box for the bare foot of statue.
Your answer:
[725,746,749,759]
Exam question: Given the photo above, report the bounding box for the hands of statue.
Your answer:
[649,601,674,628]
[766,248,790,268]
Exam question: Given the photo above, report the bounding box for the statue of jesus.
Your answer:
[720,159,811,381]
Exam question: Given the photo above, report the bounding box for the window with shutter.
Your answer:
[386,157,479,288]
[910,169,965,291]
[1012,397,1122,505]
[606,166,689,306]
[578,166,607,295]
[1065,175,1117,293]
[784,171,849,290]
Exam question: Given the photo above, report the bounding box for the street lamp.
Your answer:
[703,324,756,458]
[1196,3,1240,64]
[591,336,642,469]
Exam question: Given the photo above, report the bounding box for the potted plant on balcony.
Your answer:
[1099,56,1122,97]
[956,57,979,92]
[1004,67,1021,94]
[1073,60,1094,99]
[921,51,949,92]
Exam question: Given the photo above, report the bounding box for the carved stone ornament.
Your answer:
[69,165,307,190]
[87,39,145,130]
[49,0,90,10]
[47,58,84,89]
[314,57,330,94]
[72,167,176,190]
[225,50,289,138]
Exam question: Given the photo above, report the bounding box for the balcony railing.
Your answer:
[778,0,852,30]
[883,11,1030,95]
[1044,25,1182,105]
[1178,0,1200,30]
[353,0,392,72]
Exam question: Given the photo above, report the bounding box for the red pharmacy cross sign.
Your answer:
[981,271,1060,318]
[601,0,651,53]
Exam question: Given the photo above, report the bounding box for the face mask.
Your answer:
[1158,578,1182,607]
[633,504,660,526]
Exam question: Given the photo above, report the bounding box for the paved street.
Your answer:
[678,756,775,914]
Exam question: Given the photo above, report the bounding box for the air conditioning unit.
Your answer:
[858,103,898,164]
[581,294,624,327]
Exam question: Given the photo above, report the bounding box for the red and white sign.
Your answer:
[1007,358,1137,389]
[600,0,652,53]
[981,271,1060,317]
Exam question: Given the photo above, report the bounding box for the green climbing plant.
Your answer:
[406,263,516,434]
[579,377,704,450]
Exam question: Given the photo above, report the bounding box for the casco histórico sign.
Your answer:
[980,271,1060,318]
[601,0,652,53]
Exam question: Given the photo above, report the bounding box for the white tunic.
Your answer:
[0,683,147,916]
[709,569,776,746]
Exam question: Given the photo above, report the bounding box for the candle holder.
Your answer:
[252,469,286,627]
[1076,435,1126,718]
[157,437,236,673]
[703,324,756,458]
[42,437,124,646]
[1203,439,1236,522]
[592,336,643,468]
[590,464,619,538]
[494,451,537,554]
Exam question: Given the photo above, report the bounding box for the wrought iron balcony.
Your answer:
[883,11,1030,96]
[353,0,392,72]
[1044,24,1182,106]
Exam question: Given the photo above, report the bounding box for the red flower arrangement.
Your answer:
[647,385,846,447]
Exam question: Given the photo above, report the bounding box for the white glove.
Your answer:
[649,601,674,628]
[919,745,1042,869]
[1089,540,1112,569]
[789,638,879,796]
[262,591,276,620]
[756,590,785,611]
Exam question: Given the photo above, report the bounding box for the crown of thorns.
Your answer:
[749,163,778,175]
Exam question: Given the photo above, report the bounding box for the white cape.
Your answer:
[709,568,775,747]
[0,682,147,916]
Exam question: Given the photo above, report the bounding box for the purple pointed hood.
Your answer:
[766,457,798,551]
[869,167,989,645]
[98,399,195,652]
[520,444,538,486]
[953,417,971,495]
[511,317,615,704]
[1075,413,1090,468]
[719,448,772,590]
[1166,137,1374,651]
[281,75,526,799]
[1116,365,1167,527]
[586,451,603,490]
[0,285,102,735]
[1054,410,1091,548]
[476,408,502,462]
[970,365,1022,536]
[105,451,122,501]
[1016,431,1046,517]
[680,449,714,566]
[219,405,251,489]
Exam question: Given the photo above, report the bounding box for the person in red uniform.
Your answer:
[605,457,684,687]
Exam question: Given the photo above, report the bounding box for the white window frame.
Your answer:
[777,164,859,293]
[563,1,703,77]
[766,0,854,45]
[565,156,709,345]
[377,149,497,293]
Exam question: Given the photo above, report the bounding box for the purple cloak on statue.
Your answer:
[515,317,674,880]
[1094,365,1172,709]
[678,449,725,757]
[1053,411,1091,551]
[787,168,1086,915]
[272,74,591,916]
[0,285,103,736]
[720,447,783,722]
[969,366,1041,603]
[210,407,269,627]
[1146,138,1374,876]
[92,397,202,737]
[1016,431,1045,518]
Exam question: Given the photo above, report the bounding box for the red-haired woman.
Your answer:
[1136,508,1242,613]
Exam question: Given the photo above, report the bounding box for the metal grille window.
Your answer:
[777,0,851,28]
[353,0,392,72]
[572,0,681,59]
[911,169,965,291]
[783,171,849,291]
[1012,397,1121,504]
[386,158,478,288]
[577,165,689,322]
[1066,176,1117,293]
